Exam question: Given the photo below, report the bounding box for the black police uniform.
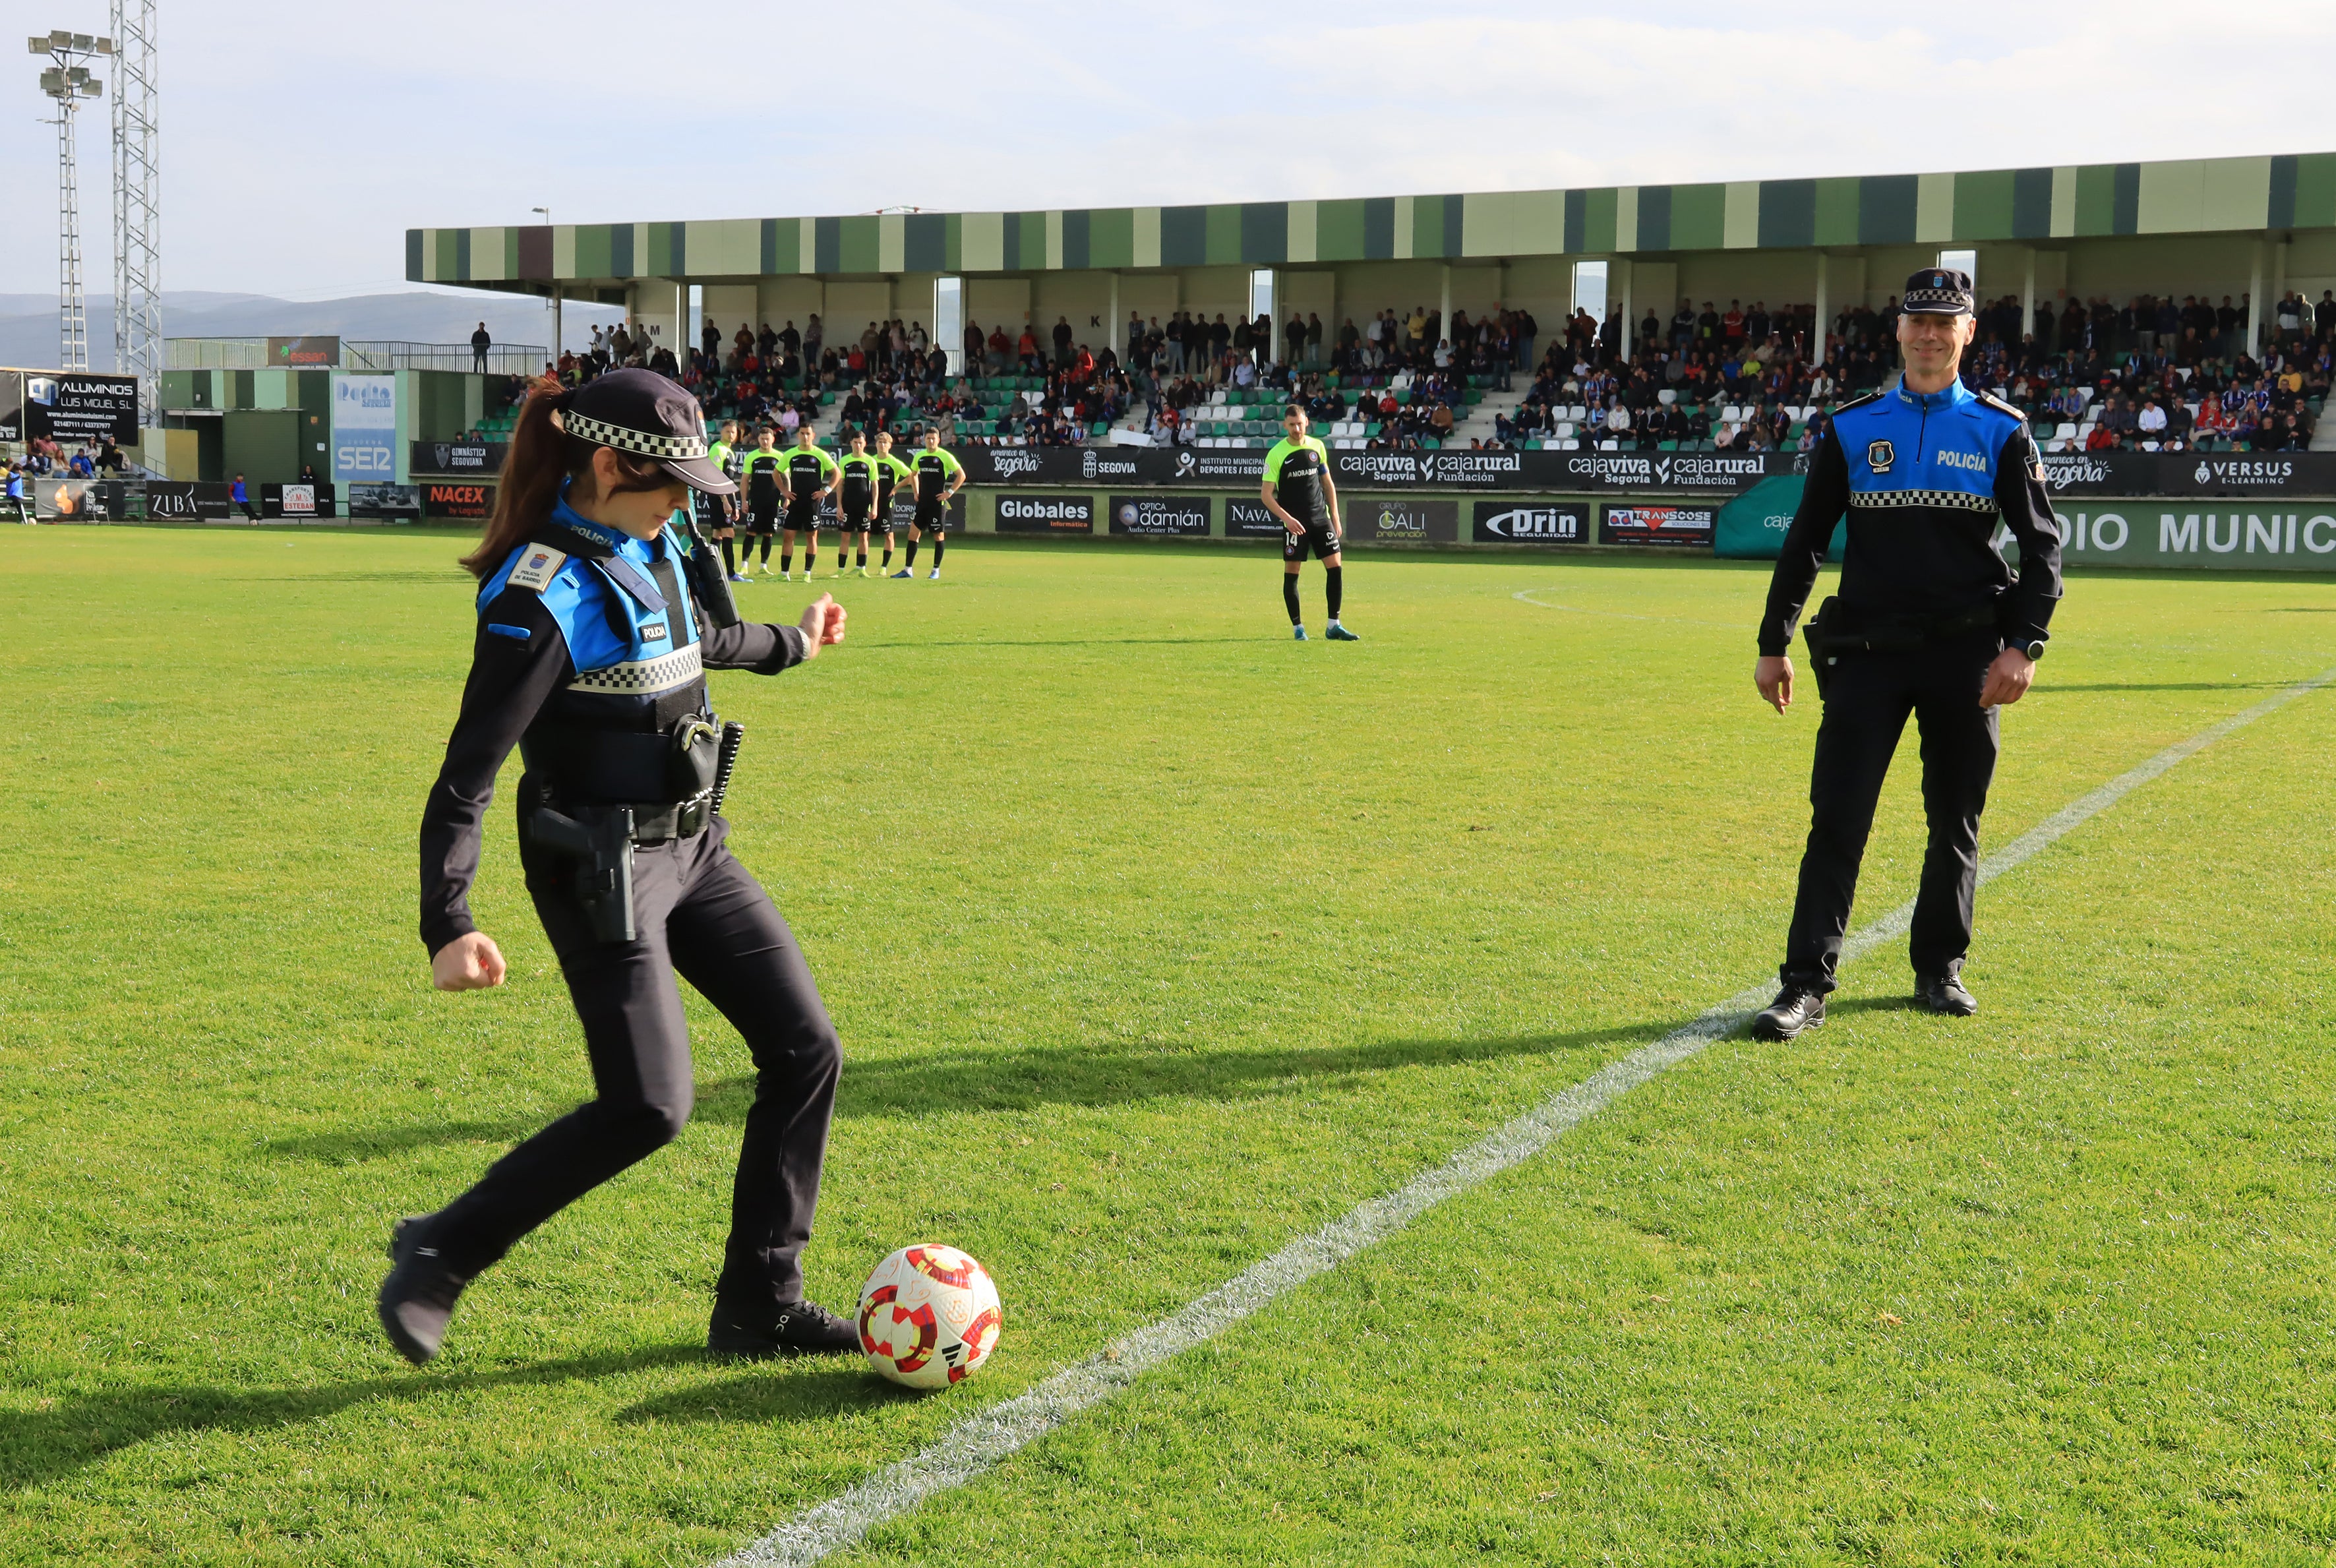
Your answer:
[384,371,856,1365]
[1754,270,2063,1033]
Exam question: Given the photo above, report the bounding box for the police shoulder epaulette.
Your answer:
[1830,388,1886,415]
[1976,390,2027,422]
[503,544,568,593]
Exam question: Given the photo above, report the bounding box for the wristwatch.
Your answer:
[2022,639,2045,660]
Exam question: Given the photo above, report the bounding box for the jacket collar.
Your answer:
[546,484,657,562]
[1892,376,1972,414]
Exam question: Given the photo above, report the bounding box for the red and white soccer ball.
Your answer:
[857,1244,1003,1389]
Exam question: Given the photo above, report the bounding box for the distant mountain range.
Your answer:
[0,289,625,373]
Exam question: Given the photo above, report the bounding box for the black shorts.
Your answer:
[785,496,822,532]
[744,498,783,533]
[839,498,873,529]
[914,497,948,532]
[1283,523,1342,563]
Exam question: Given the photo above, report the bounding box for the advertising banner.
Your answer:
[2048,504,2336,572]
[883,493,967,531]
[32,478,98,520]
[1108,493,1211,537]
[11,371,140,446]
[995,493,1094,533]
[263,482,338,519]
[1601,503,1717,548]
[347,483,421,518]
[266,336,341,369]
[1712,475,1844,561]
[1472,499,1590,545]
[423,481,495,520]
[1348,497,1458,543]
[1224,497,1285,538]
[411,440,508,477]
[2035,452,2336,498]
[1553,449,1789,494]
[146,481,233,521]
[950,443,1795,495]
[332,374,399,484]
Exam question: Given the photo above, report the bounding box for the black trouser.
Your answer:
[431,814,840,1310]
[1782,633,2001,992]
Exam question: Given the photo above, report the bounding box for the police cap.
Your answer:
[553,368,735,494]
[1902,268,1975,317]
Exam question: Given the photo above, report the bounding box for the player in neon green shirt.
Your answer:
[870,430,915,576]
[702,419,746,581]
[737,426,790,576]
[894,427,966,579]
[777,425,840,581]
[1261,406,1356,639]
[833,431,883,578]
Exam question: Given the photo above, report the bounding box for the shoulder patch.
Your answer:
[1977,390,2027,421]
[505,545,568,593]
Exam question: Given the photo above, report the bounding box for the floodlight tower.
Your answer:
[109,0,158,425]
[30,28,110,373]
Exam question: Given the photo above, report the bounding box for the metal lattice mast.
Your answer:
[32,29,109,375]
[57,91,86,370]
[109,0,158,421]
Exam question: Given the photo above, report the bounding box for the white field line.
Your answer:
[715,663,2336,1568]
[1511,586,1745,628]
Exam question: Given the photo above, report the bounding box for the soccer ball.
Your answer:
[857,1244,1003,1389]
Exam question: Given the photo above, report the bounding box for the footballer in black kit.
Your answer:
[1262,406,1356,639]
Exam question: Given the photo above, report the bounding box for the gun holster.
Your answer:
[524,802,638,944]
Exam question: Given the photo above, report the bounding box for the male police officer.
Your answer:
[1749,268,2062,1041]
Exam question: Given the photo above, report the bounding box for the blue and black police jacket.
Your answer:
[417,490,804,955]
[1760,376,2063,655]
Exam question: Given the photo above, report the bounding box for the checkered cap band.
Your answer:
[1903,286,1973,313]
[559,409,709,462]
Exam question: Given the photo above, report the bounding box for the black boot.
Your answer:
[1750,985,1826,1042]
[707,1298,862,1360]
[376,1213,469,1366]
[1917,973,1979,1016]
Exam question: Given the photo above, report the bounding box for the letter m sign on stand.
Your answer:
[331,374,400,485]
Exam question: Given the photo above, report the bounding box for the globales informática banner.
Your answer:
[1108,493,1211,536]
[1472,500,1590,544]
[332,374,399,484]
[1600,503,1716,547]
[1349,498,1458,543]
[995,494,1094,533]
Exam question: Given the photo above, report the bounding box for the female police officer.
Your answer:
[381,368,859,1366]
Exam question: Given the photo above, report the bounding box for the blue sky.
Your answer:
[5,0,2335,298]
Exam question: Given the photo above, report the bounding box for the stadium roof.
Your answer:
[410,152,2336,292]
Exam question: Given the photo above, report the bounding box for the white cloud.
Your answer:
[1,0,2332,296]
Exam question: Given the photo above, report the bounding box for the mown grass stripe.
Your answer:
[714,663,2336,1568]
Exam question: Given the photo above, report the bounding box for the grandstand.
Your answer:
[409,152,2336,465]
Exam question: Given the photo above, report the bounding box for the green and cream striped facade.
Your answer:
[412,154,2336,288]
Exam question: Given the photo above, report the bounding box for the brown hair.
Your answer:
[459,377,673,578]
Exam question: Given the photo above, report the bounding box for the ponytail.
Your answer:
[460,377,673,578]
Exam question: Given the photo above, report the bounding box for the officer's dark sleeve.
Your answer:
[700,620,808,674]
[1756,427,1849,655]
[1994,424,2063,645]
[417,587,572,957]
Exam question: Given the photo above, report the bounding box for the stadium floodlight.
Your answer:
[31,36,53,52]
[110,0,160,429]
[34,26,108,373]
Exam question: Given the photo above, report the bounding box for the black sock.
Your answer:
[758,536,773,564]
[905,538,920,569]
[856,546,867,567]
[721,537,736,574]
[882,543,893,567]
[780,549,793,573]
[1284,574,1303,624]
[806,549,817,573]
[1325,566,1343,622]
[931,535,945,568]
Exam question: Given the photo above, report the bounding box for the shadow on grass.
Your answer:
[265,1023,1658,1162]
[614,1366,920,1426]
[0,1344,878,1495]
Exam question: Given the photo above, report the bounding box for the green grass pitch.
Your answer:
[1,524,2332,1566]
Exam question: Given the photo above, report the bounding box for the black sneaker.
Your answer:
[1917,974,1979,1017]
[1750,986,1826,1042]
[377,1213,468,1366]
[707,1298,862,1360]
